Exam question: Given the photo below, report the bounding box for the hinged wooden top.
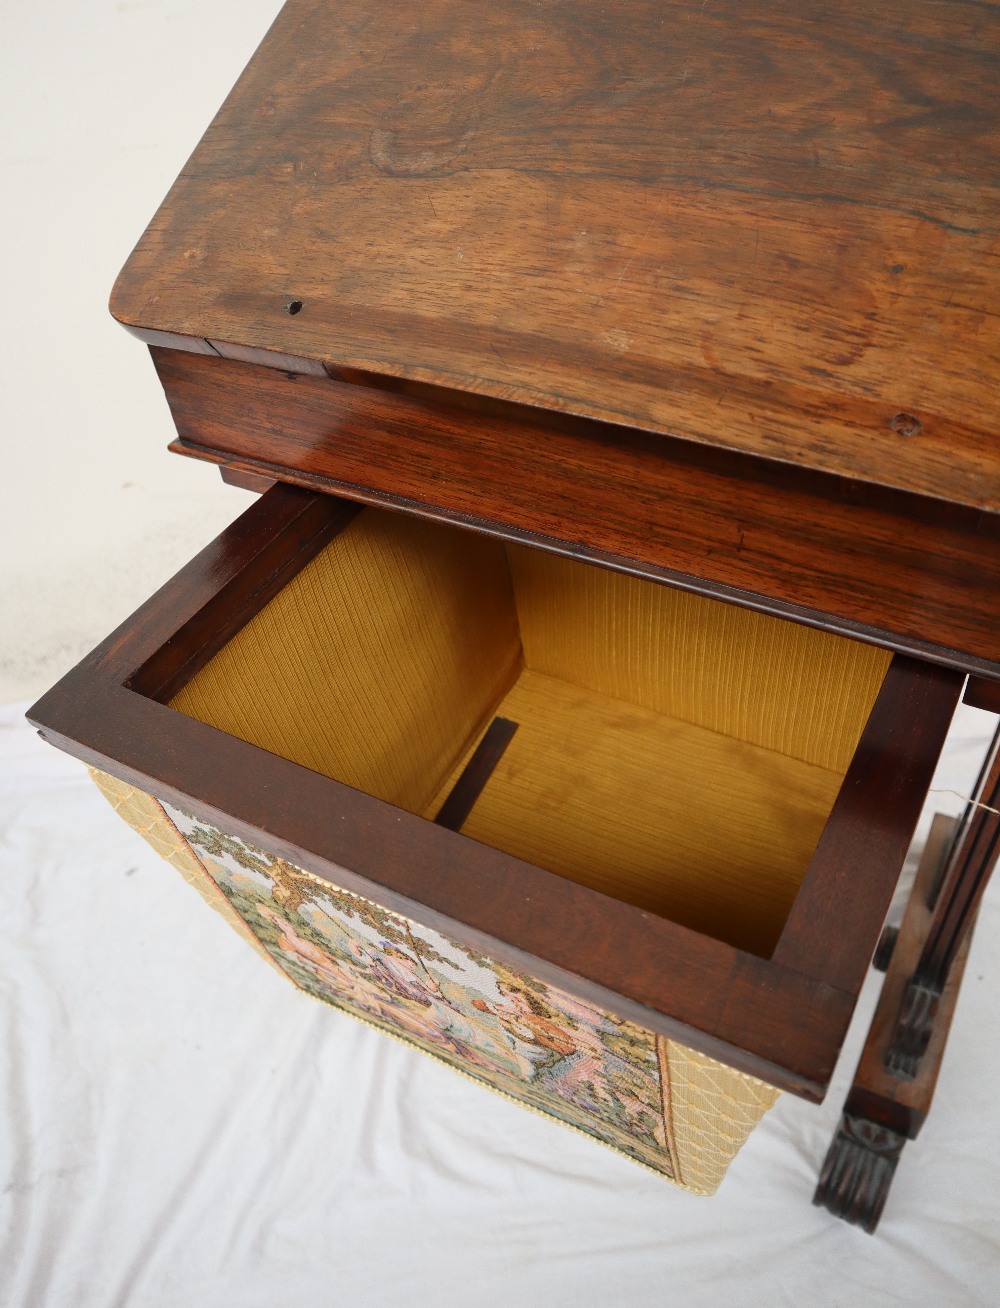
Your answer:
[111,0,1000,511]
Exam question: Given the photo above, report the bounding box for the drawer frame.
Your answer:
[28,483,963,1099]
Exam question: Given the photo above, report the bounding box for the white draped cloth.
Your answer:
[1,702,998,1306]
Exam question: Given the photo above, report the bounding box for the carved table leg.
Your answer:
[885,728,1000,1079]
[815,1114,907,1233]
[814,809,980,1232]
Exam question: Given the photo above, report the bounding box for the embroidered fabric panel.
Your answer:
[161,803,678,1180]
[87,769,781,1190]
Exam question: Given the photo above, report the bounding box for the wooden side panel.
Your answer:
[844,815,970,1137]
[773,658,963,994]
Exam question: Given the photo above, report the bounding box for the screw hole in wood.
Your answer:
[890,412,921,437]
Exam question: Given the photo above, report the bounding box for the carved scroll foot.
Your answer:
[814,810,986,1231]
[884,978,938,1078]
[813,1114,906,1234]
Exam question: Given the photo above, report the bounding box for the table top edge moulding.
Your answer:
[150,344,1000,678]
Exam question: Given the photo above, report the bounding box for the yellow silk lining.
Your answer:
[170,508,889,957]
[425,669,845,956]
[172,511,522,816]
[505,542,891,774]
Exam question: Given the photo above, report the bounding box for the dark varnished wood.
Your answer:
[772,662,962,994]
[885,728,1000,1076]
[220,465,276,494]
[814,815,977,1232]
[916,729,1000,991]
[433,717,519,833]
[26,485,961,1099]
[154,347,1000,677]
[31,683,851,1098]
[813,1115,907,1234]
[844,815,971,1137]
[964,677,1000,716]
[128,489,360,704]
[110,0,1000,513]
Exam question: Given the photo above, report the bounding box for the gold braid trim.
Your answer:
[664,1042,780,1195]
[88,769,285,977]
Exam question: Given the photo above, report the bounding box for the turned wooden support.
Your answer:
[885,728,1000,1079]
[814,812,980,1232]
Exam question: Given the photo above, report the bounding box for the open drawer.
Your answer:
[28,484,963,1192]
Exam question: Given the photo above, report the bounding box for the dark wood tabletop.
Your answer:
[111,0,1000,511]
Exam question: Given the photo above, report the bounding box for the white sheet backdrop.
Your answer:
[2,701,998,1307]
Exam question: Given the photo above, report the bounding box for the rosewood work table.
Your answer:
[29,0,1000,1227]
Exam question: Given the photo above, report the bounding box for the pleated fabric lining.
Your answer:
[505,542,890,774]
[171,512,523,816]
[169,507,890,954]
[425,670,844,957]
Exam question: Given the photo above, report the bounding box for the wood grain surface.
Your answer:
[110,0,1000,510]
[154,346,1000,675]
[772,660,963,995]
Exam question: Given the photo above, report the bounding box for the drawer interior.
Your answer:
[168,507,891,958]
